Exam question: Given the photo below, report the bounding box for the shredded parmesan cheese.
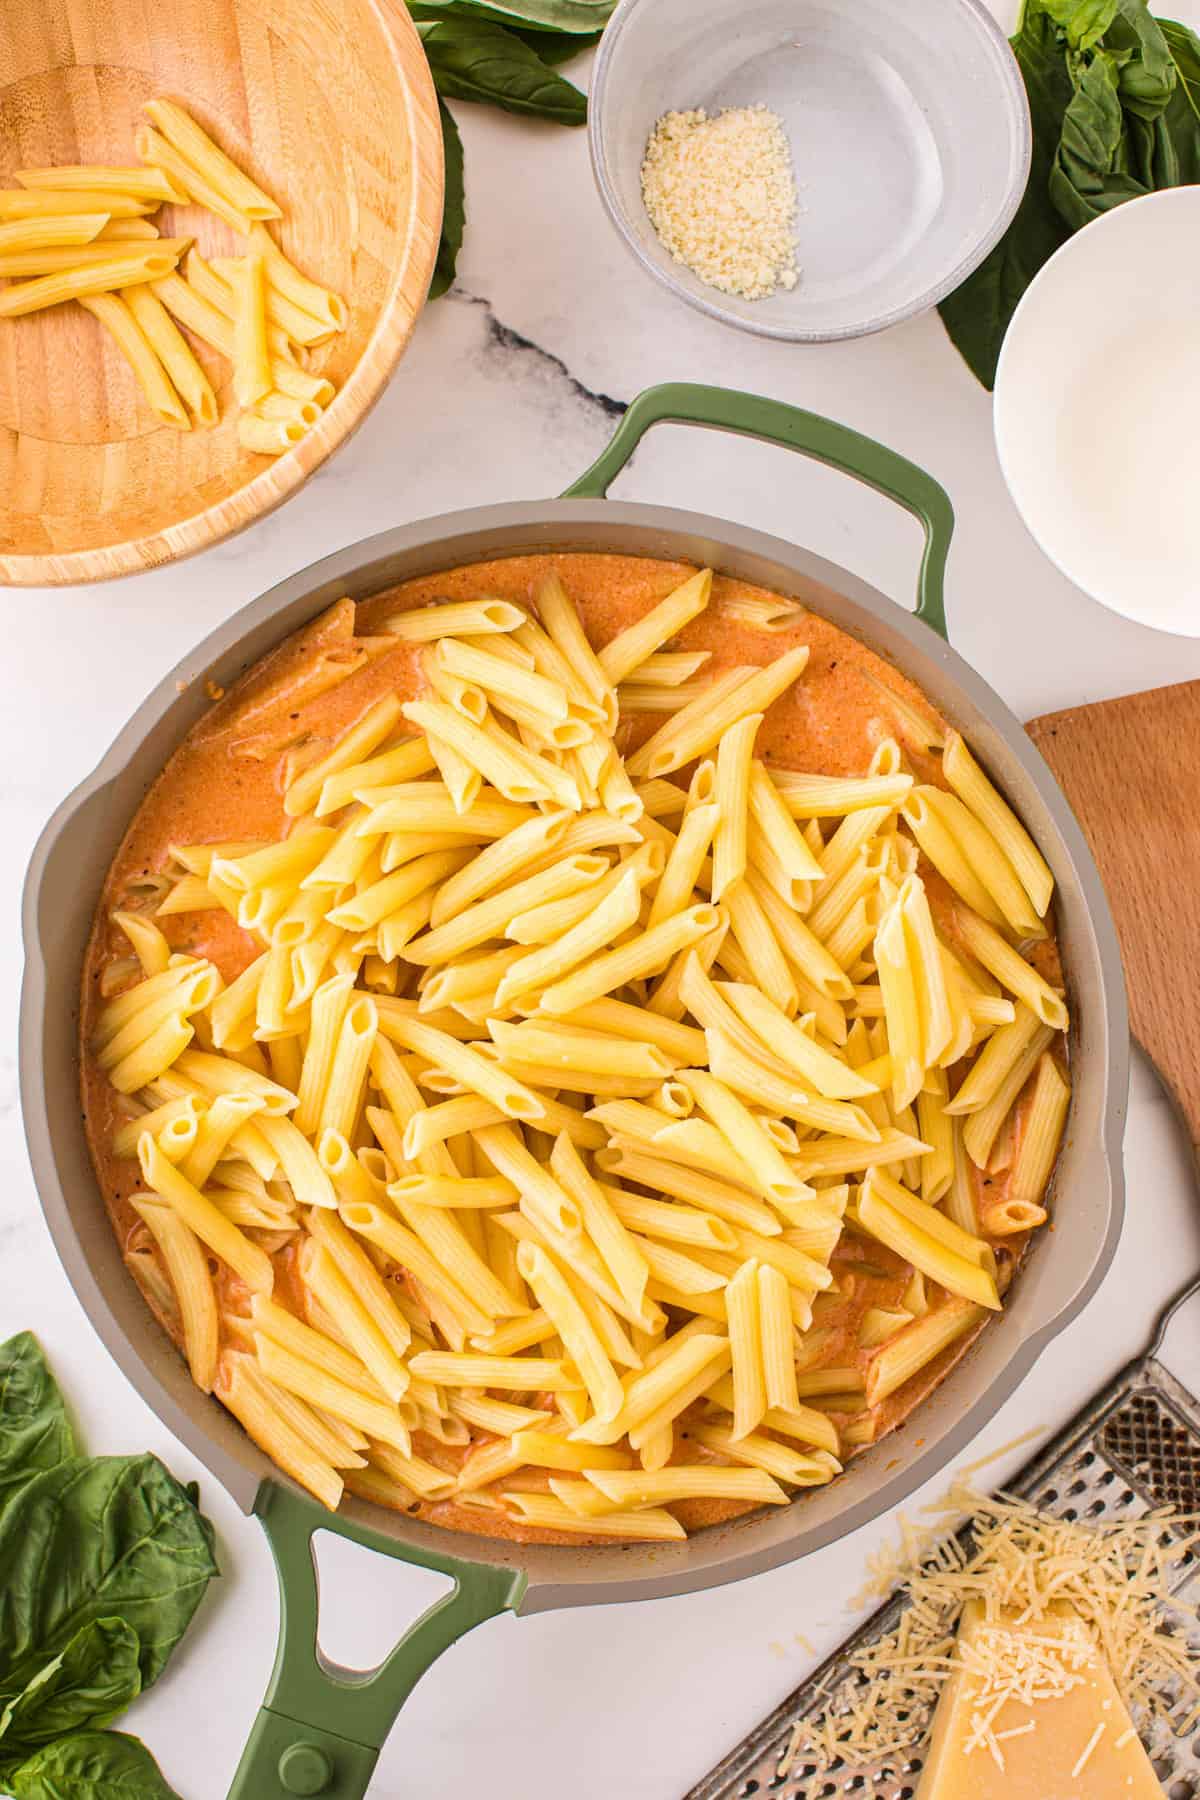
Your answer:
[1071,1719,1107,1777]
[782,1482,1200,1777]
[640,106,799,301]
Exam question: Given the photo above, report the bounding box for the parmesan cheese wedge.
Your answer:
[917,1601,1162,1798]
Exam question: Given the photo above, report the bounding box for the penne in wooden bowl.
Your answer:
[22,385,1127,1800]
[0,0,442,585]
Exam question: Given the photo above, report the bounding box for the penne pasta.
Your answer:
[139,1134,274,1293]
[626,648,810,780]
[0,249,177,316]
[131,1196,218,1391]
[539,903,720,1016]
[712,713,760,902]
[921,786,1043,938]
[856,1176,1000,1311]
[582,1466,788,1507]
[143,99,280,219]
[725,1259,767,1439]
[231,253,272,408]
[122,283,217,425]
[80,291,189,427]
[217,1354,343,1510]
[953,905,1069,1032]
[0,189,151,219]
[597,568,712,685]
[943,730,1055,917]
[248,221,346,331]
[0,212,111,253]
[1009,1052,1070,1207]
[864,1299,985,1406]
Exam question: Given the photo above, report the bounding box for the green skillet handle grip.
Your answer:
[562,382,953,641]
[227,1481,525,1800]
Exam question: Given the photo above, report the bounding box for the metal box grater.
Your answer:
[687,1288,1200,1800]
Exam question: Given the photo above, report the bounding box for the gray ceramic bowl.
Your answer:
[589,0,1031,341]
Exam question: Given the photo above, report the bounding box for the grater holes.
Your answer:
[1101,1393,1200,1513]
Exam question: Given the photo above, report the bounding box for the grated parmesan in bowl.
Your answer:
[640,105,799,302]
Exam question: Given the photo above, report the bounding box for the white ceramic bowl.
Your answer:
[588,0,1031,342]
[995,187,1200,637]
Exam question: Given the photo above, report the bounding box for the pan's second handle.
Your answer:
[562,382,954,641]
[227,1481,525,1800]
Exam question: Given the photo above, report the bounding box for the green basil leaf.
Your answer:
[0,1621,141,1755]
[508,24,601,62]
[1155,18,1200,179]
[1039,0,1119,49]
[9,1730,181,1799]
[416,17,588,123]
[430,98,466,298]
[0,1335,76,1517]
[937,4,1075,388]
[410,6,601,62]
[1104,0,1176,114]
[1161,15,1200,118]
[0,1454,218,1703]
[412,0,613,30]
[1050,46,1147,223]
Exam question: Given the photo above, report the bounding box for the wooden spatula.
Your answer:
[1027,679,1200,1151]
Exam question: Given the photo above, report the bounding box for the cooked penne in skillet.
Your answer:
[81,557,1070,1539]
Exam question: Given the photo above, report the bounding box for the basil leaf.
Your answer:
[1040,0,1120,49]
[413,0,613,30]
[1105,0,1176,113]
[430,98,466,298]
[0,1621,141,1756]
[0,1336,76,1518]
[1050,46,1145,223]
[411,6,600,63]
[1161,15,1200,117]
[416,17,588,123]
[0,1454,218,1704]
[937,4,1075,388]
[506,24,601,61]
[9,1730,181,1799]
[1154,17,1200,176]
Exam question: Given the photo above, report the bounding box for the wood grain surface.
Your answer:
[1028,681,1200,1143]
[0,0,443,585]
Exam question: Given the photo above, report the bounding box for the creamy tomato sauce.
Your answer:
[80,555,1057,1544]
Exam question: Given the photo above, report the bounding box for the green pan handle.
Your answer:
[562,382,953,641]
[227,1480,525,1800]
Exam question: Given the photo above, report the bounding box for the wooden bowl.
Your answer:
[0,0,443,585]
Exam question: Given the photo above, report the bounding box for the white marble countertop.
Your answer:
[5,12,1200,1797]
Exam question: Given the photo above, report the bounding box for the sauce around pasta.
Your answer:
[80,555,1070,1543]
